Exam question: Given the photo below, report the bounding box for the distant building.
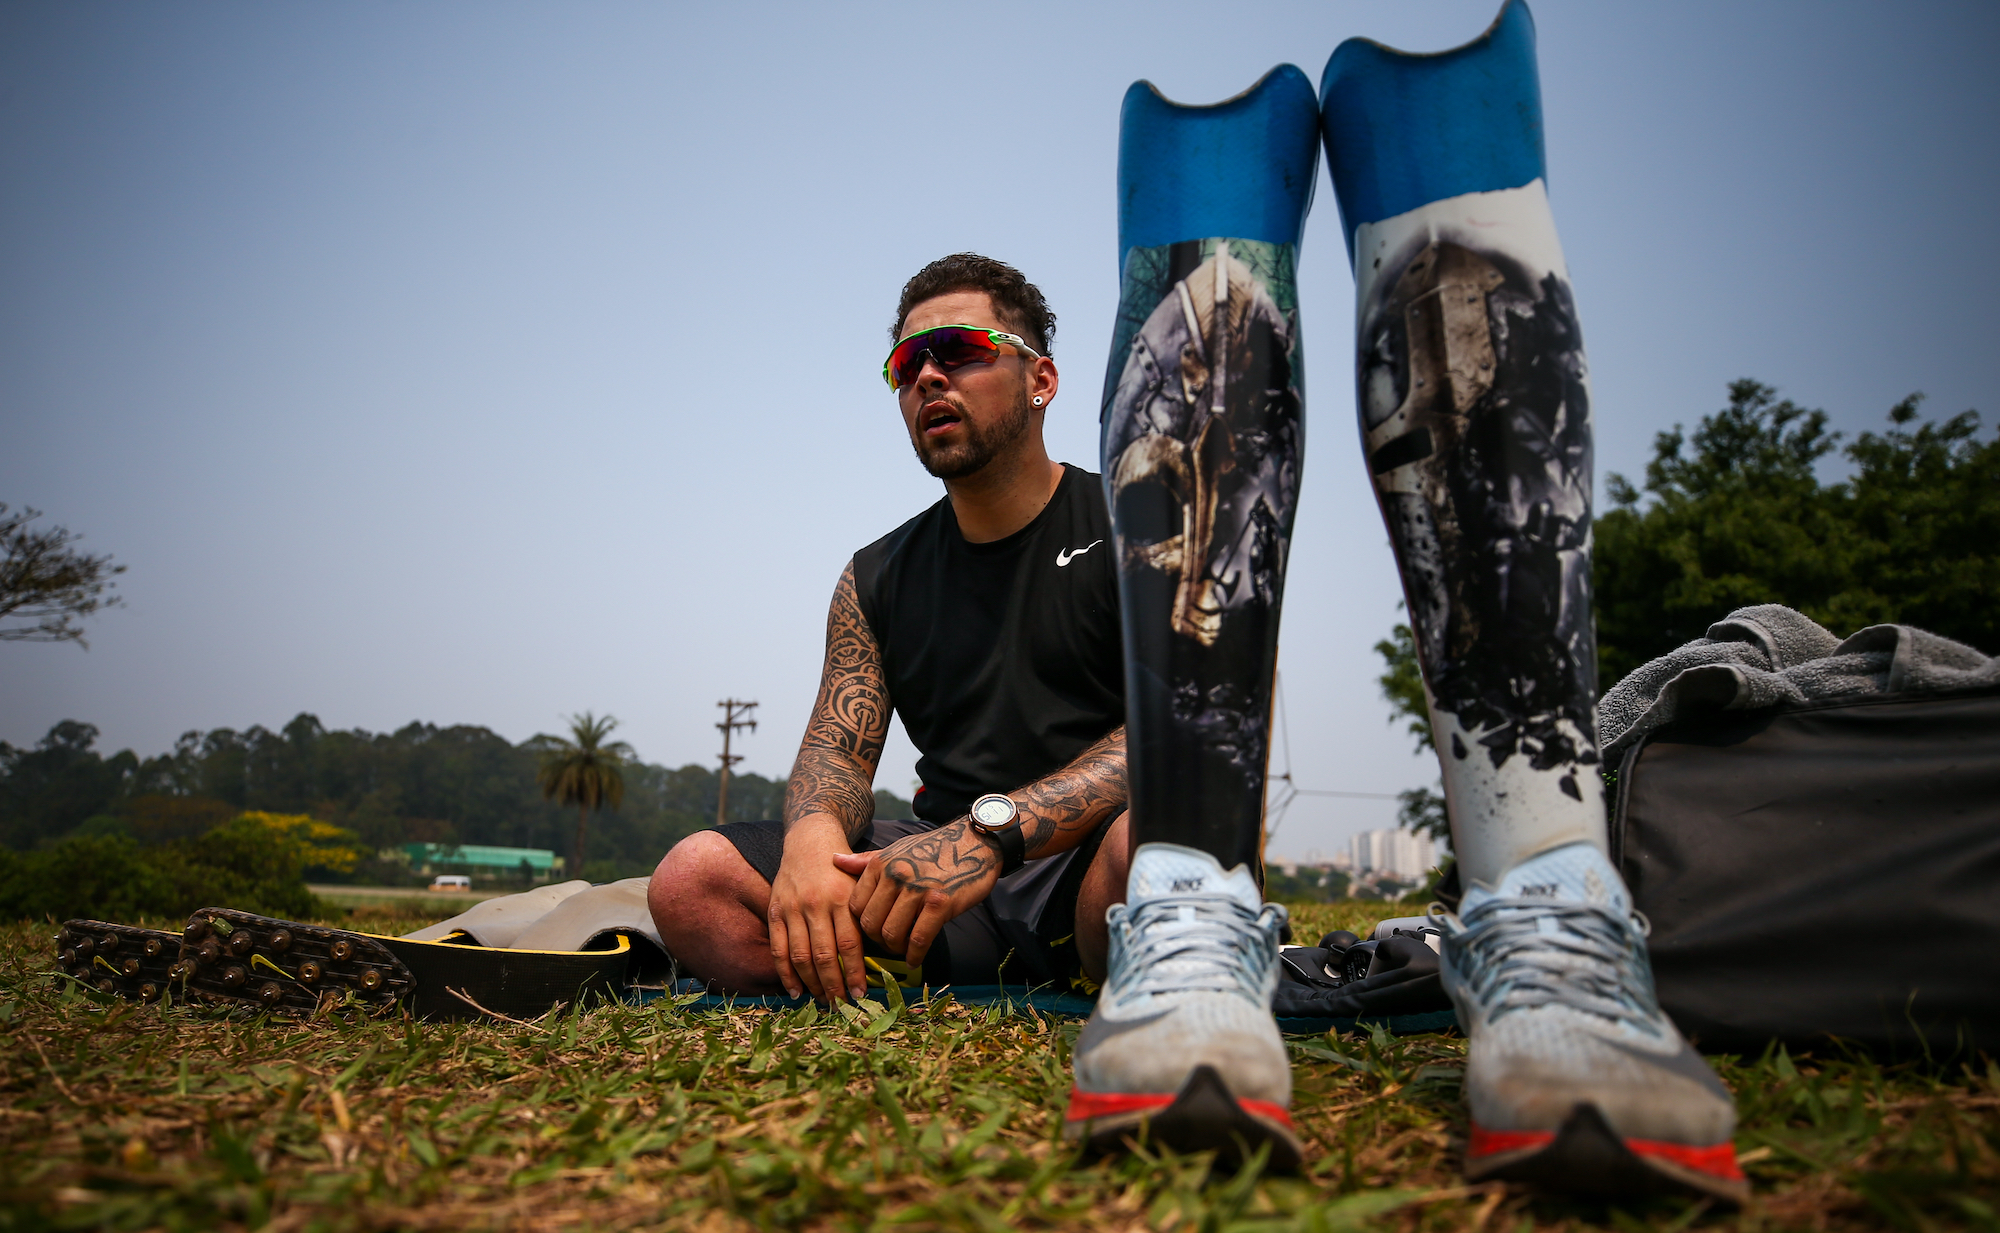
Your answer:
[402,843,562,880]
[1348,828,1437,882]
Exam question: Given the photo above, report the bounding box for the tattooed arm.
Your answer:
[835,725,1128,969]
[1011,725,1128,862]
[770,560,890,1001]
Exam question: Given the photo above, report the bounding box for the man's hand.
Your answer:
[767,820,867,1001]
[834,819,1001,970]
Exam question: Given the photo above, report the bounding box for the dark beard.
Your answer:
[913,385,1034,480]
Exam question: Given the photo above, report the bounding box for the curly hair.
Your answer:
[891,253,1057,357]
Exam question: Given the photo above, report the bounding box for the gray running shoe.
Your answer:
[1439,841,1747,1202]
[1064,843,1301,1170]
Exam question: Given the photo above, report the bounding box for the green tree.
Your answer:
[1373,622,1449,845]
[873,788,917,821]
[1374,379,1998,811]
[532,713,634,881]
[1595,380,1998,681]
[2,710,910,877]
[0,721,137,848]
[1372,621,1432,754]
[0,505,125,646]
[0,811,356,922]
[1838,398,2000,650]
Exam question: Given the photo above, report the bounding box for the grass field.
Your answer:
[1,903,1993,1232]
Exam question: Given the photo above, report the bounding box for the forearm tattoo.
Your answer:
[876,729,1128,893]
[878,820,997,893]
[1013,726,1128,859]
[784,561,889,843]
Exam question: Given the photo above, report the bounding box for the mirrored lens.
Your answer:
[885,327,1001,389]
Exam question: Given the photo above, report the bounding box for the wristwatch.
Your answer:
[967,793,1026,877]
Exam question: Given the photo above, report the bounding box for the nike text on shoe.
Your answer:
[1438,841,1747,1203]
[1065,843,1301,1170]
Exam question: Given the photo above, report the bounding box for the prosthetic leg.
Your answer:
[1064,66,1320,1170]
[1321,0,1744,1201]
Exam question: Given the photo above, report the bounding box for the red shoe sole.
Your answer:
[1468,1105,1747,1204]
[1065,1064,1303,1172]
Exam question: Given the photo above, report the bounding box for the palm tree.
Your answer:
[534,712,634,882]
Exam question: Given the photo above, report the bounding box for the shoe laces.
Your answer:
[1108,895,1283,1004]
[1432,896,1665,1035]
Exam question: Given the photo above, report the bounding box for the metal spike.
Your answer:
[59,948,77,968]
[220,965,248,988]
[99,933,120,953]
[75,938,94,960]
[122,959,141,976]
[140,983,161,1002]
[144,937,165,958]
[196,939,222,965]
[258,982,284,1007]
[226,931,255,957]
[268,929,293,953]
[184,920,209,941]
[97,979,115,994]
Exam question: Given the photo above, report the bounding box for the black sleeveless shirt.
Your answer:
[853,464,1125,824]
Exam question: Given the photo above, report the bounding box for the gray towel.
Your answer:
[1597,604,2000,762]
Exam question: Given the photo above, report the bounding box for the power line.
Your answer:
[1290,787,1402,799]
[1263,671,1405,843]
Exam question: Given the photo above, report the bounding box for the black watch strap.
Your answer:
[987,822,1025,878]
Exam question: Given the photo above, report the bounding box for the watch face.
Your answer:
[970,794,1016,830]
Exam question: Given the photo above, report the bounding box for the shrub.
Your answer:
[0,811,363,922]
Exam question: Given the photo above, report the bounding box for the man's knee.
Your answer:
[648,831,763,940]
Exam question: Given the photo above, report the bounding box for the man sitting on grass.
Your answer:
[647,253,1132,1001]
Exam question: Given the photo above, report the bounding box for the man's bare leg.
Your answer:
[646,833,786,994]
[1073,811,1132,983]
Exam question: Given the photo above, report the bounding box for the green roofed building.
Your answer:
[403,843,562,879]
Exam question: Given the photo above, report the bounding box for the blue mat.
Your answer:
[628,984,1457,1037]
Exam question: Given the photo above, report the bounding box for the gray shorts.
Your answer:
[712,817,1111,988]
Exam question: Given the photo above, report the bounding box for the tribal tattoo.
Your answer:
[784,560,890,843]
[872,725,1129,901]
[877,820,999,894]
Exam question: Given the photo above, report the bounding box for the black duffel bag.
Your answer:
[1610,684,2000,1056]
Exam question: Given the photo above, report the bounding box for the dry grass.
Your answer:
[1,903,1994,1232]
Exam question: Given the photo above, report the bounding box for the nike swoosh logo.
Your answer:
[1075,1007,1173,1054]
[1057,540,1104,567]
[1601,1035,1733,1100]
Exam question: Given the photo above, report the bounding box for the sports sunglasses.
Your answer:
[881,324,1042,391]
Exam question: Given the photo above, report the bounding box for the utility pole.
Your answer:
[715,699,758,826]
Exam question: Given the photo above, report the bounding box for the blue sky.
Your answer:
[3,1,1995,859]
